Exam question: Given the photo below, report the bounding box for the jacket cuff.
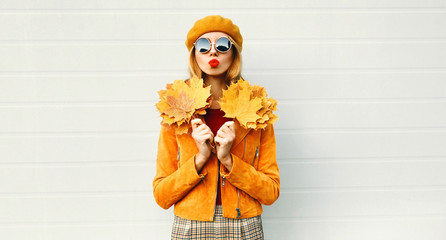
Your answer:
[220,153,251,184]
[185,155,207,183]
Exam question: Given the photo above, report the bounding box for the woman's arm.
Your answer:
[221,124,280,205]
[152,126,206,209]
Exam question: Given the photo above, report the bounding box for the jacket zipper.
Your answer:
[221,136,247,218]
[235,137,247,218]
[252,146,259,166]
[222,175,226,187]
[201,175,206,186]
[236,189,241,218]
[177,148,180,167]
[214,161,220,218]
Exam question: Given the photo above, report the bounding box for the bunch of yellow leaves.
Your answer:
[220,79,278,130]
[156,77,211,134]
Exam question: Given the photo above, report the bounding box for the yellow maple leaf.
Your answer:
[161,114,176,125]
[163,92,194,122]
[268,112,278,124]
[156,78,212,133]
[157,77,276,132]
[220,79,263,128]
[251,85,266,99]
[268,97,278,111]
[186,77,212,110]
[220,79,278,130]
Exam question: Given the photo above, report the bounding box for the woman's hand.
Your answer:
[191,118,214,172]
[215,121,236,171]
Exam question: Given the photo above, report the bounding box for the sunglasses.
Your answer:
[194,37,233,53]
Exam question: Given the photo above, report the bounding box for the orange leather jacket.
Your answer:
[153,118,280,221]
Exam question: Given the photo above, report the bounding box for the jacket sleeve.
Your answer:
[221,124,280,205]
[152,125,205,209]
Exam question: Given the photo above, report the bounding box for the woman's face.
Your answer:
[194,32,234,77]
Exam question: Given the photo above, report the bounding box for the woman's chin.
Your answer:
[202,69,227,77]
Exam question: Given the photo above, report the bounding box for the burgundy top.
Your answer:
[204,108,230,205]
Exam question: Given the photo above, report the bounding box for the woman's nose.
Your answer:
[209,44,218,56]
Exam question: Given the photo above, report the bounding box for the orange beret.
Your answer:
[185,15,243,51]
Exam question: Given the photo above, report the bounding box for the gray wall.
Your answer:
[1,0,446,239]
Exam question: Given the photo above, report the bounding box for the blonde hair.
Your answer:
[188,35,242,84]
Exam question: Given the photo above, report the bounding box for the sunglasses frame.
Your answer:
[193,37,233,54]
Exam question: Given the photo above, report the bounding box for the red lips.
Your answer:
[209,59,220,67]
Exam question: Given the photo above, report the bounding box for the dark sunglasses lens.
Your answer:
[216,37,231,52]
[195,38,210,53]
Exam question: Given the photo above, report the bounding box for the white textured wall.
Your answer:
[1,1,446,239]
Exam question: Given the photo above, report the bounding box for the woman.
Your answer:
[153,15,280,239]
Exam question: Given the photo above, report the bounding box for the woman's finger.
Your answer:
[224,121,235,131]
[197,127,214,138]
[197,132,214,142]
[193,125,213,139]
[215,136,230,145]
[218,121,235,134]
[191,118,203,131]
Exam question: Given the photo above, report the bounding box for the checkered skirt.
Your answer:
[171,205,264,240]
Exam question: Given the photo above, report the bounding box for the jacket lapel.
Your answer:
[232,121,251,150]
